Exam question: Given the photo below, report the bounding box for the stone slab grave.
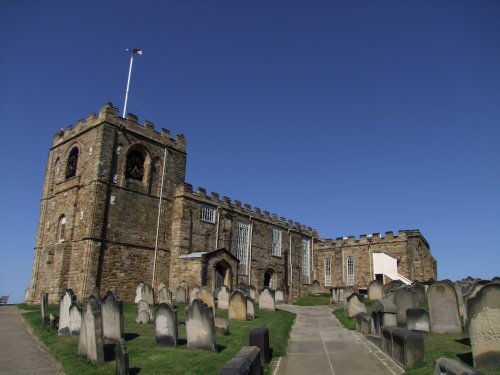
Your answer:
[259,288,275,312]
[468,283,500,370]
[176,286,187,304]
[217,286,230,310]
[102,291,124,340]
[371,299,397,335]
[158,287,172,304]
[219,346,262,375]
[275,289,285,304]
[427,281,462,333]
[249,328,271,363]
[433,357,483,375]
[246,297,255,320]
[347,293,367,318]
[136,300,152,324]
[393,288,418,326]
[155,303,178,346]
[185,299,216,351]
[368,280,384,300]
[58,289,76,335]
[229,290,248,321]
[115,338,129,375]
[41,291,48,324]
[382,326,425,368]
[198,286,215,309]
[78,296,104,364]
[406,308,430,333]
[190,285,201,303]
[135,282,154,305]
[69,301,82,335]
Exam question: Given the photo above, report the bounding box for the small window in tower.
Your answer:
[65,147,79,179]
[125,150,145,181]
[59,215,66,242]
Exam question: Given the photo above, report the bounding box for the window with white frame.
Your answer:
[272,228,282,256]
[324,257,332,286]
[58,215,66,242]
[200,206,216,223]
[301,239,310,282]
[236,222,251,274]
[347,256,354,286]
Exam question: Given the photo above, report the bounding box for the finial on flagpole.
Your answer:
[123,48,143,118]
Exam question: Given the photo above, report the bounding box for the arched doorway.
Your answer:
[214,261,233,290]
[263,267,278,290]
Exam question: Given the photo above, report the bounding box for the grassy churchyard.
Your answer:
[18,302,295,375]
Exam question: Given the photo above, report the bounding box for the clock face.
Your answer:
[126,151,144,181]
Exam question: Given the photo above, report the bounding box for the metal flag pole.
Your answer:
[123,48,142,117]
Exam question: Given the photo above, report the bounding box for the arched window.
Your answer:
[125,149,145,181]
[58,215,66,242]
[65,147,79,179]
[324,257,332,286]
[346,256,354,286]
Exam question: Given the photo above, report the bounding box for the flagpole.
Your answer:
[123,48,142,117]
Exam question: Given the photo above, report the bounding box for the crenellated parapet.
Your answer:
[175,183,317,236]
[52,103,186,153]
[317,230,428,248]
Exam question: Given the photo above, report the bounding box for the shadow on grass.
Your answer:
[455,337,471,346]
[177,338,187,345]
[124,332,140,341]
[216,344,226,353]
[456,352,473,366]
[130,367,141,374]
[104,343,115,362]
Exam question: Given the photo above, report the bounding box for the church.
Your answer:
[27,103,437,303]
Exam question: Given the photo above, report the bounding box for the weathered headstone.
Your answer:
[368,280,384,300]
[246,297,255,320]
[157,282,166,293]
[406,308,430,333]
[410,283,426,306]
[427,281,462,333]
[394,288,418,326]
[155,303,178,346]
[259,288,275,312]
[468,283,500,370]
[58,289,76,335]
[185,299,216,351]
[215,317,229,336]
[102,291,124,340]
[158,287,172,304]
[135,282,154,305]
[198,286,215,309]
[115,338,129,375]
[464,279,494,327]
[217,286,230,310]
[229,290,248,321]
[275,289,285,304]
[249,328,271,363]
[347,293,367,318]
[41,291,48,324]
[69,301,82,335]
[175,286,187,304]
[247,285,257,301]
[190,285,201,303]
[310,280,320,295]
[371,299,397,335]
[136,300,152,324]
[78,296,104,364]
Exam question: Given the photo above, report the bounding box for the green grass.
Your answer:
[19,303,295,375]
[332,308,356,330]
[292,292,331,306]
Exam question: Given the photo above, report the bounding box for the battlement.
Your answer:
[175,183,317,235]
[52,103,186,153]
[317,230,425,247]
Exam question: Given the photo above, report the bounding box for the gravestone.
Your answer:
[464,279,493,327]
[115,338,129,375]
[41,291,48,324]
[58,289,76,335]
[78,296,104,364]
[102,291,124,340]
[384,280,404,303]
[310,280,320,295]
[275,289,285,304]
[135,282,154,305]
[185,299,216,351]
[259,288,275,312]
[175,286,187,304]
[246,297,255,320]
[410,283,426,306]
[249,328,271,363]
[158,287,172,304]
[468,283,500,370]
[347,293,367,318]
[454,284,465,318]
[136,300,152,324]
[190,285,201,303]
[198,286,215,309]
[427,281,462,333]
[215,317,229,335]
[371,299,397,335]
[247,285,257,301]
[157,282,166,293]
[406,308,430,333]
[368,280,384,300]
[217,286,230,310]
[394,288,418,326]
[155,303,178,346]
[229,290,247,321]
[69,301,82,335]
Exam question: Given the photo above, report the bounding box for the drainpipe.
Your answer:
[311,237,314,283]
[247,217,253,284]
[215,207,220,249]
[288,231,292,287]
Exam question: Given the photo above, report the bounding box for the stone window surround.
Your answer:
[65,146,80,180]
[324,257,332,286]
[123,144,152,185]
[58,215,66,242]
[272,228,282,257]
[347,255,355,286]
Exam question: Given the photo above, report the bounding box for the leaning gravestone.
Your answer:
[310,280,320,295]
[468,283,500,370]
[158,287,172,304]
[368,280,384,300]
[176,286,187,304]
[347,293,367,318]
[185,299,216,351]
[217,286,230,310]
[136,300,152,324]
[247,285,257,301]
[190,285,201,303]
[135,282,154,305]
[102,291,124,340]
[246,297,255,320]
[69,301,82,335]
[259,288,275,312]
[275,289,285,304]
[394,288,418,326]
[155,303,178,346]
[115,338,129,375]
[78,296,104,364]
[41,291,49,324]
[59,289,76,335]
[198,286,215,309]
[229,290,247,321]
[406,308,430,333]
[427,281,462,333]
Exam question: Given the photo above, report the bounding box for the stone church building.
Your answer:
[27,104,437,303]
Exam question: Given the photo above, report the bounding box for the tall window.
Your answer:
[324,257,332,286]
[236,223,251,275]
[58,215,66,242]
[301,239,310,282]
[200,206,216,223]
[347,256,354,286]
[65,147,79,179]
[125,150,145,181]
[272,228,282,256]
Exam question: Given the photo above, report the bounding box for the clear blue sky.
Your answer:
[1,1,499,303]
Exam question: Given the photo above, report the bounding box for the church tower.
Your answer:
[27,104,186,303]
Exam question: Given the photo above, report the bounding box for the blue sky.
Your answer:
[1,1,499,303]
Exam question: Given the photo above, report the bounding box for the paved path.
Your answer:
[0,305,60,375]
[275,305,404,375]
